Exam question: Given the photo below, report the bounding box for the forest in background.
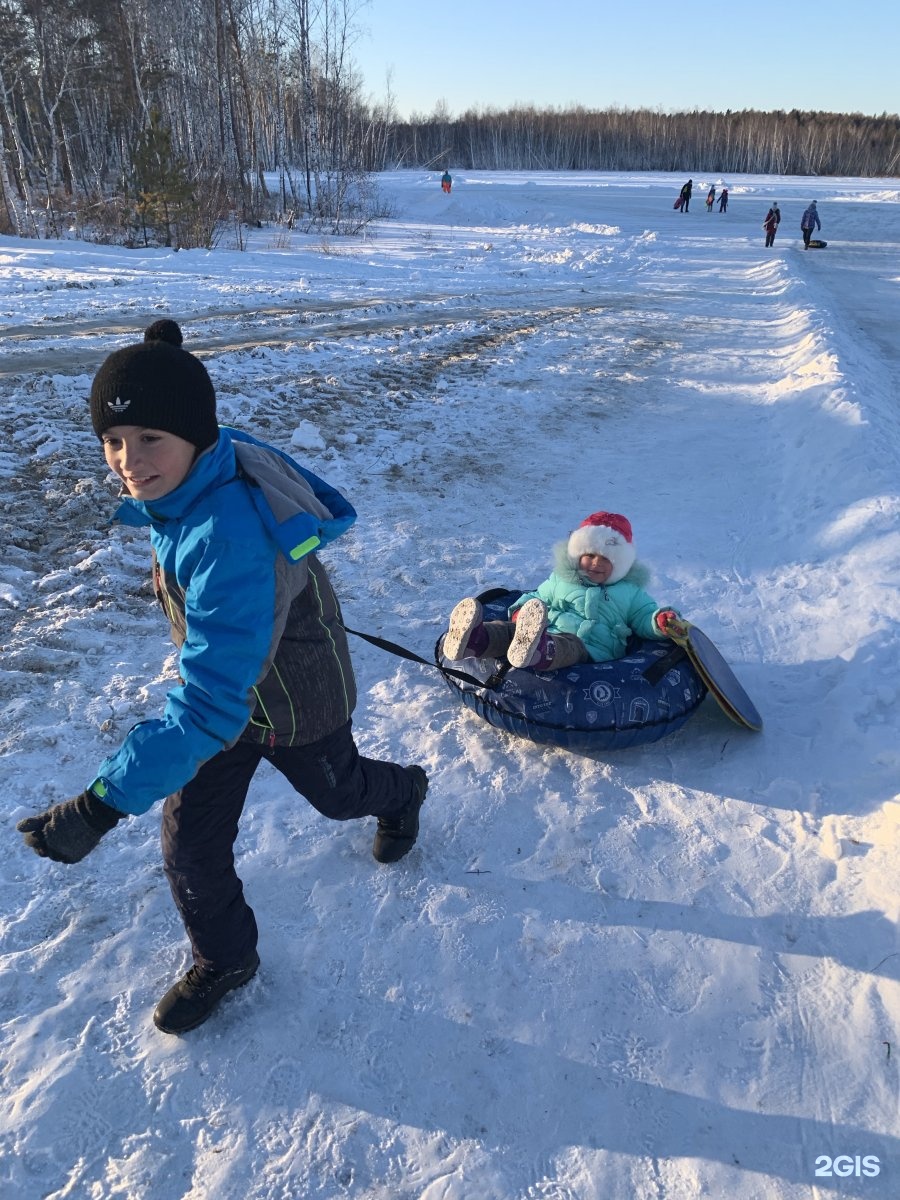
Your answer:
[389,106,900,179]
[1,0,898,247]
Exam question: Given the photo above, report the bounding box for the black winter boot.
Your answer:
[153,951,260,1034]
[373,766,428,863]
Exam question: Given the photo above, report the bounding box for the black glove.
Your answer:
[17,790,123,864]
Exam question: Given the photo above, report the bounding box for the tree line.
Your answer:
[387,106,900,179]
[0,0,896,246]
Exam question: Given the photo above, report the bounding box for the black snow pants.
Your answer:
[161,720,415,970]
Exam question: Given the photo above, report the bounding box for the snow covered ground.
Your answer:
[1,170,898,1199]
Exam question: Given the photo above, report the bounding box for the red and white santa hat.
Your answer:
[567,511,636,583]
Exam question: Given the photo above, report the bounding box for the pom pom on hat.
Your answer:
[144,318,184,347]
[90,320,218,450]
[567,511,636,583]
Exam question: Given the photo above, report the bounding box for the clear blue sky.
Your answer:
[352,0,899,120]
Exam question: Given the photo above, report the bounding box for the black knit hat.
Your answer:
[90,320,218,450]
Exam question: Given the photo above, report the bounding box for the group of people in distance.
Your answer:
[439,171,822,251]
[704,184,728,212]
[761,198,822,248]
[680,179,728,212]
[677,178,823,248]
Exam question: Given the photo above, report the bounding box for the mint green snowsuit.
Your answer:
[511,546,667,663]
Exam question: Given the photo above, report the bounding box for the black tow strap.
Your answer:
[343,622,685,690]
[341,625,490,688]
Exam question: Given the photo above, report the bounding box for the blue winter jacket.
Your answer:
[801,204,821,231]
[89,427,357,816]
[511,543,669,663]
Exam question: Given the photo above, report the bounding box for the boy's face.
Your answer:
[579,553,614,585]
[102,425,196,501]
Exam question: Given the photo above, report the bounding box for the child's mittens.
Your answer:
[655,609,679,635]
[17,791,122,864]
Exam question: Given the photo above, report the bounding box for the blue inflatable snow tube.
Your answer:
[437,589,708,753]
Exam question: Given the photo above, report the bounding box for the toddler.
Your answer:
[445,511,678,672]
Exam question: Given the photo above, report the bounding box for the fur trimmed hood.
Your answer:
[552,540,651,589]
[566,511,636,582]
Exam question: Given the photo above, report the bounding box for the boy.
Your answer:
[17,320,428,1034]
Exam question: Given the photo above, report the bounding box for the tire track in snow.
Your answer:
[0,287,639,379]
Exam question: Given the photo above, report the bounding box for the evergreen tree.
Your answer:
[129,109,195,247]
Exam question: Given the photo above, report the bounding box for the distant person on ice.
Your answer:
[801,200,821,248]
[443,511,679,672]
[679,178,693,212]
[706,186,716,212]
[718,188,729,213]
[441,169,452,193]
[16,320,428,1036]
[763,202,781,247]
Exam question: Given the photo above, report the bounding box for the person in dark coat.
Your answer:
[16,320,429,1035]
[706,186,716,212]
[763,202,781,247]
[680,178,693,212]
[441,170,452,193]
[718,188,729,213]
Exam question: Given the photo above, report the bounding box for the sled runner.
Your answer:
[807,239,828,249]
[662,618,762,731]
